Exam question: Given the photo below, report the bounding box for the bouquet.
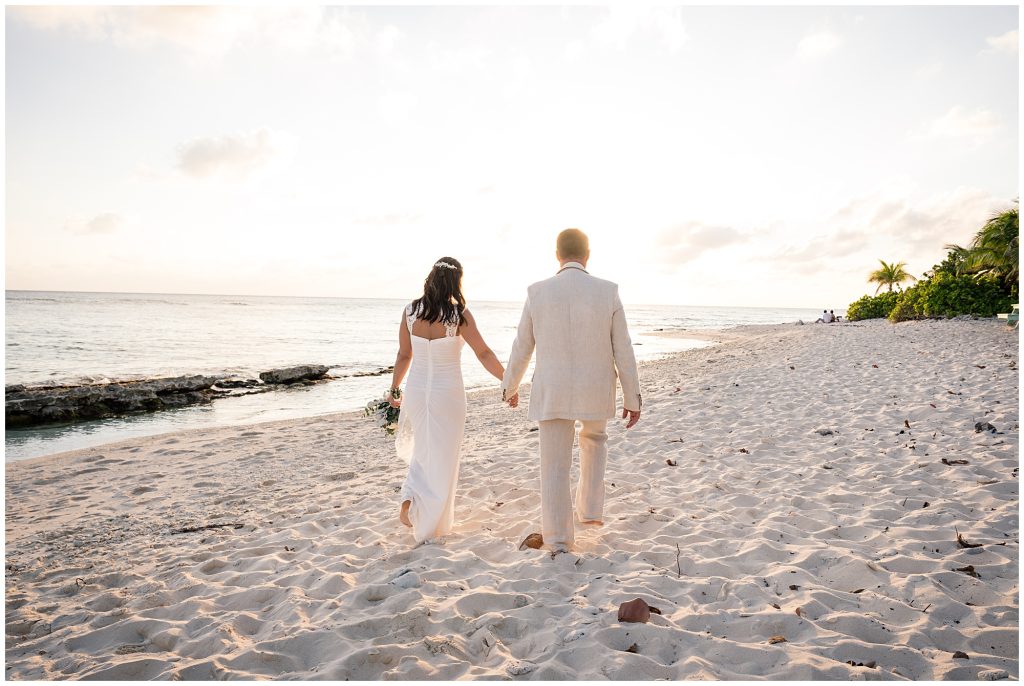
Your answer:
[365,388,401,435]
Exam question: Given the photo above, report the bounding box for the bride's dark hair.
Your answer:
[411,256,467,326]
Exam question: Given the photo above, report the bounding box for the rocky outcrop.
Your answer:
[346,366,394,378]
[5,375,221,428]
[7,365,335,429]
[258,365,329,385]
[213,377,262,389]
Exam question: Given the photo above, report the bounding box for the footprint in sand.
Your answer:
[198,558,230,575]
[72,467,110,478]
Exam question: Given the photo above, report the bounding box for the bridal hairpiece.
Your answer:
[434,261,458,270]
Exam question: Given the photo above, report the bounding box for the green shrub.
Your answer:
[888,281,930,322]
[887,273,1011,322]
[888,297,920,322]
[924,272,1011,317]
[846,291,900,321]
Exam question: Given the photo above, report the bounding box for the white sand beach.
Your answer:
[5,319,1018,680]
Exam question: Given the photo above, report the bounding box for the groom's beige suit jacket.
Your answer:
[501,263,642,421]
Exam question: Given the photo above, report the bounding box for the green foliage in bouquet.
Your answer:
[846,291,900,321]
[365,388,401,435]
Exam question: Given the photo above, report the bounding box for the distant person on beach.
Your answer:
[501,228,642,554]
[388,257,509,544]
[816,309,829,323]
[830,309,839,323]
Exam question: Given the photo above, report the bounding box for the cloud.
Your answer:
[655,222,746,265]
[915,61,943,79]
[913,105,1002,143]
[771,229,870,276]
[591,6,688,53]
[796,30,842,59]
[353,213,423,226]
[375,25,404,55]
[378,91,419,123]
[863,188,1006,251]
[175,128,294,181]
[984,29,1018,54]
[65,212,123,235]
[7,6,361,60]
[772,188,1010,277]
[564,39,585,62]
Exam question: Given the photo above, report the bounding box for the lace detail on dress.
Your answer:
[405,303,416,334]
[407,302,459,338]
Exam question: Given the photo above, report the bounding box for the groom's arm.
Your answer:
[501,295,535,402]
[611,287,642,412]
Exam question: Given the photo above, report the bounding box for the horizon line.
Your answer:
[4,288,841,311]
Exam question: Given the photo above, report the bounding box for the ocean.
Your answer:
[5,291,831,461]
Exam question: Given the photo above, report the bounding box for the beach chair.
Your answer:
[997,303,1019,328]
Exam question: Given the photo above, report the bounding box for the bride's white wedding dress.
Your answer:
[395,302,467,543]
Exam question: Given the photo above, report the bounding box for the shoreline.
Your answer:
[5,318,1017,680]
[4,328,719,470]
[5,332,714,464]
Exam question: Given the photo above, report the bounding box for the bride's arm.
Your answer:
[459,309,505,381]
[388,310,413,406]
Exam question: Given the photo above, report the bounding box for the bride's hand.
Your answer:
[507,392,519,408]
[389,393,402,409]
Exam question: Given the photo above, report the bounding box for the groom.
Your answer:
[501,228,642,552]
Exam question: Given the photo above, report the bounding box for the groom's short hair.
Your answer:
[556,228,589,260]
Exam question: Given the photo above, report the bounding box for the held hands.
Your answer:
[506,392,519,408]
[622,407,641,429]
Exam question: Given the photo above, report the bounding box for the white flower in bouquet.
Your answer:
[364,387,401,436]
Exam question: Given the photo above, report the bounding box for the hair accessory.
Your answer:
[434,261,458,270]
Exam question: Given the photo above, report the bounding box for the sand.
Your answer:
[4,318,1018,680]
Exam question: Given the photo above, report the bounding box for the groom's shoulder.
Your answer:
[586,273,618,290]
[526,274,558,295]
[527,272,618,297]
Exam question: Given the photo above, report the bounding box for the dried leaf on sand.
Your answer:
[519,533,544,550]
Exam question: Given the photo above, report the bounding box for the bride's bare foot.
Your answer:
[399,500,412,527]
[579,519,604,526]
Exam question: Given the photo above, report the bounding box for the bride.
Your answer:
[387,257,512,543]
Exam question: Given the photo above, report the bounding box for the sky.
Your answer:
[5,5,1019,308]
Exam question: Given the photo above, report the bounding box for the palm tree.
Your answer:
[939,243,973,276]
[868,259,917,294]
[966,207,1019,288]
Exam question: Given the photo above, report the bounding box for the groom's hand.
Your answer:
[622,408,640,429]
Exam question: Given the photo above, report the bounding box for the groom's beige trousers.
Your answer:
[538,418,608,547]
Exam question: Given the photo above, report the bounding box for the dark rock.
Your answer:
[349,366,395,378]
[952,651,970,660]
[617,598,653,623]
[259,365,329,385]
[974,422,997,433]
[815,428,834,436]
[6,375,220,428]
[214,377,261,389]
